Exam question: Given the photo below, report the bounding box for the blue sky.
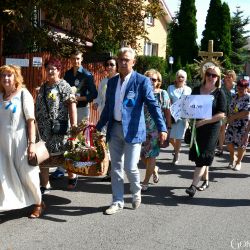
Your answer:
[166,0,250,44]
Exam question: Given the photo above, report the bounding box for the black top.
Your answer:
[189,86,226,167]
[64,66,97,108]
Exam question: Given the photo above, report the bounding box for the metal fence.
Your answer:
[0,52,106,124]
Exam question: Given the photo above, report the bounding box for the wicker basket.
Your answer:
[64,140,109,176]
[39,154,65,168]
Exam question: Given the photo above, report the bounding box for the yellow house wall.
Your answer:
[137,17,168,59]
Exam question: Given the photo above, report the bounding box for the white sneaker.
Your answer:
[173,153,179,165]
[234,162,242,171]
[105,204,123,215]
[132,191,141,209]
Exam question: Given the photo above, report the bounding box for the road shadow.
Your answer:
[137,185,250,208]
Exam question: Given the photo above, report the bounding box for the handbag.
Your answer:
[21,90,50,166]
[43,85,69,135]
[184,127,192,144]
[28,139,50,166]
[51,119,68,135]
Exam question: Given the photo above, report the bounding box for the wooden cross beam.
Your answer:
[198,40,223,60]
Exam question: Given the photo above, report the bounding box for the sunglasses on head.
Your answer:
[150,78,158,83]
[105,63,115,67]
[206,72,218,78]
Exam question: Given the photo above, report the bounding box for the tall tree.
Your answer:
[177,0,198,65]
[167,0,198,68]
[200,0,223,51]
[1,0,163,56]
[230,7,249,73]
[220,2,232,68]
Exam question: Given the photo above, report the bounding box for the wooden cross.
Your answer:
[198,40,223,60]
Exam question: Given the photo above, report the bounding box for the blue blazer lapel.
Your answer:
[124,71,136,101]
[109,75,119,110]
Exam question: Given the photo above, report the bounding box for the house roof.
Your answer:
[161,0,173,23]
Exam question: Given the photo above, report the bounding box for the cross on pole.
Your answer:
[198,40,223,60]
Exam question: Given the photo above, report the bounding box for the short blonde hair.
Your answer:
[0,65,24,93]
[144,69,162,88]
[203,66,221,88]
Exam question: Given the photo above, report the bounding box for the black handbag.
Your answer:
[43,85,69,135]
[171,115,176,124]
[51,119,68,135]
[184,127,192,144]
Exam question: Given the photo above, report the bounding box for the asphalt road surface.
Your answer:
[1,143,250,250]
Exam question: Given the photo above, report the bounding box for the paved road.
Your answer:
[1,143,250,250]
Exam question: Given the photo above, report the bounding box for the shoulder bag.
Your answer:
[21,90,50,166]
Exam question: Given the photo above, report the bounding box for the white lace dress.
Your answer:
[0,88,41,211]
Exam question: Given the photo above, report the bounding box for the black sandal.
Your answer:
[197,180,209,191]
[185,185,197,197]
[67,177,78,190]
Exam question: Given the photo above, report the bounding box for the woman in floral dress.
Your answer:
[36,58,77,192]
[225,79,250,171]
[140,69,171,191]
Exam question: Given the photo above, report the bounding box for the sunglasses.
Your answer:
[206,72,218,78]
[150,78,158,83]
[105,63,116,67]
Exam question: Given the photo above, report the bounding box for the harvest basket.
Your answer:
[63,122,109,176]
[39,154,65,168]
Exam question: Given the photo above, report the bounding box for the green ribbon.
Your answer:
[189,119,200,157]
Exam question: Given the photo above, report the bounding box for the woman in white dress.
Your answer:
[93,56,118,115]
[0,65,44,218]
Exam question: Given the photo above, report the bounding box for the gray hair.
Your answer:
[118,47,136,59]
[176,69,187,80]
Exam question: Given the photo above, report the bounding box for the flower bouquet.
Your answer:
[63,120,109,176]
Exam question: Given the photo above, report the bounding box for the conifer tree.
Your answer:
[230,7,249,73]
[200,0,223,51]
[167,0,198,69]
[220,2,232,68]
[177,0,198,65]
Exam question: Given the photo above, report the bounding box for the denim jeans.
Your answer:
[109,122,142,206]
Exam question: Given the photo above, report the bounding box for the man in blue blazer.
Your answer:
[96,47,168,215]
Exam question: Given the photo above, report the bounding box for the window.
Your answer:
[146,13,154,26]
[144,42,158,56]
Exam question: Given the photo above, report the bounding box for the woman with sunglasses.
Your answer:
[140,69,171,191]
[93,57,118,114]
[225,79,250,171]
[93,57,118,181]
[167,69,192,165]
[186,66,226,197]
